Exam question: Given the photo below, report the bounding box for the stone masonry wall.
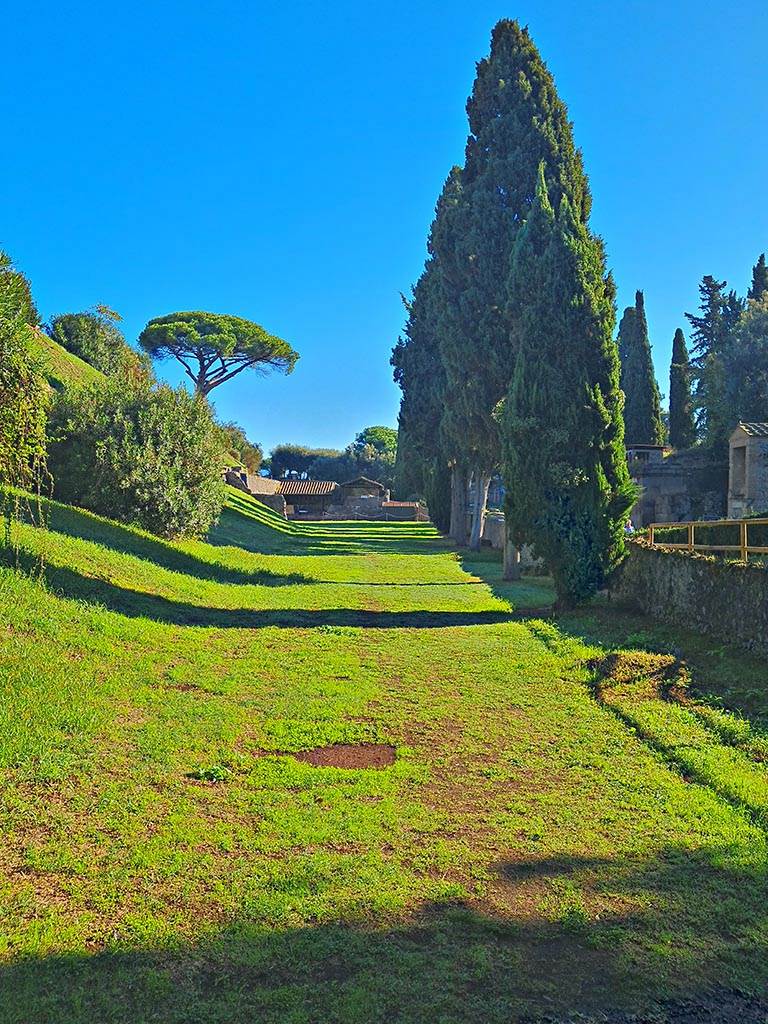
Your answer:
[612,539,768,657]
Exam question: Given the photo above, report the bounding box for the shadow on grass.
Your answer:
[8,555,512,629]
[31,500,309,587]
[2,848,766,1023]
[209,504,451,558]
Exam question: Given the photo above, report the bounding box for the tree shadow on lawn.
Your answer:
[20,558,514,629]
[209,506,451,558]
[462,550,768,728]
[2,847,766,1024]
[31,500,309,587]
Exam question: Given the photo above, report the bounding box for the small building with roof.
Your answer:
[278,479,340,517]
[728,422,768,518]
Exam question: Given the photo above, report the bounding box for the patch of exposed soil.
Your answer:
[292,743,396,769]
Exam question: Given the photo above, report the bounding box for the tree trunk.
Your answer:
[468,472,491,551]
[449,464,468,546]
[503,520,522,580]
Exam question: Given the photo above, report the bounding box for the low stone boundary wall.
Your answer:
[612,539,768,657]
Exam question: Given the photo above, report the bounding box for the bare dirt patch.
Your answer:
[292,743,396,769]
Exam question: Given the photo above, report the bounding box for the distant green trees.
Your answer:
[668,329,696,450]
[268,427,398,489]
[139,311,298,398]
[617,291,664,445]
[49,375,226,538]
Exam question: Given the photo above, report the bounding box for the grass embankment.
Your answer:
[26,330,103,391]
[0,489,767,1022]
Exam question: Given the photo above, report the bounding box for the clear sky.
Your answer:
[3,1,767,454]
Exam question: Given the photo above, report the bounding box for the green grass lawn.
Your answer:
[25,331,103,391]
[0,488,767,1022]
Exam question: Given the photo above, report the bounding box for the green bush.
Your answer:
[0,318,49,491]
[49,307,149,377]
[48,375,226,538]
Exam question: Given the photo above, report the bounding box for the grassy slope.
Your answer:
[0,489,766,1022]
[26,330,102,390]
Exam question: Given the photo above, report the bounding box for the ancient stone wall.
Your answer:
[612,539,768,657]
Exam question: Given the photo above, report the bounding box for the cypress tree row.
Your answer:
[617,291,665,445]
[430,19,592,550]
[668,328,696,449]
[748,253,768,302]
[501,167,635,609]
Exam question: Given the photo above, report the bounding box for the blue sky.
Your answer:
[3,1,767,453]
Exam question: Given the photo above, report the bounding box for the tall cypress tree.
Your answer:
[686,275,745,448]
[617,291,665,445]
[391,258,451,532]
[431,19,592,549]
[501,166,635,609]
[749,253,768,302]
[668,328,696,449]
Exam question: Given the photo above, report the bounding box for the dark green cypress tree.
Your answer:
[617,291,665,445]
[686,275,745,448]
[668,328,696,449]
[391,255,452,532]
[749,253,768,302]
[501,166,635,609]
[431,20,592,548]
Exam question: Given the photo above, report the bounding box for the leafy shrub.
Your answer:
[217,421,263,473]
[49,307,148,377]
[48,374,226,538]
[0,318,49,491]
[0,251,38,326]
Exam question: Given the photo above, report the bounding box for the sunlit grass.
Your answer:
[0,487,766,1021]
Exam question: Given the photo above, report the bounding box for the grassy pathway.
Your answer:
[0,490,767,1022]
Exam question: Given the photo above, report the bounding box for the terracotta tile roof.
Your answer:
[278,480,339,496]
[737,422,768,437]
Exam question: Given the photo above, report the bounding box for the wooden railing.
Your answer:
[648,518,768,560]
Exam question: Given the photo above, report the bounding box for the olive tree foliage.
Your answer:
[140,311,299,398]
[49,375,227,539]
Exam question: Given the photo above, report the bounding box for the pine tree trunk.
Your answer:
[502,520,521,580]
[449,465,468,546]
[468,472,491,551]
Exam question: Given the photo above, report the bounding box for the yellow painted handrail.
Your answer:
[647,517,768,561]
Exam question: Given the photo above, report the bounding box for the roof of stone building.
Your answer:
[734,422,768,438]
[278,480,339,496]
[339,476,385,489]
